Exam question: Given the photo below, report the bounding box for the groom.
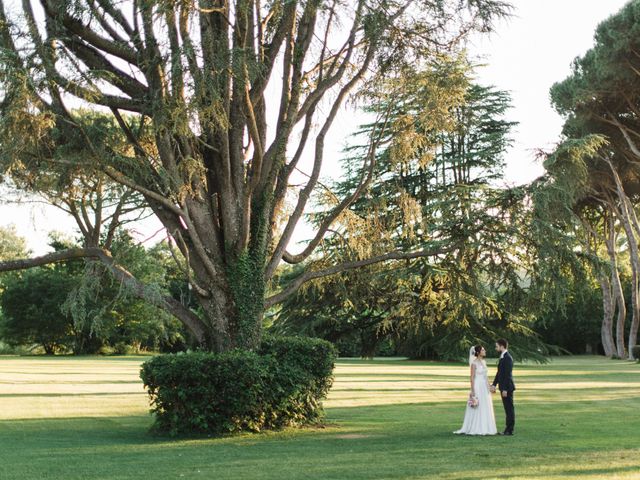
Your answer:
[490,338,516,436]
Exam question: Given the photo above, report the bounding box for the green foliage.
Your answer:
[226,250,265,350]
[61,232,189,353]
[551,0,640,127]
[527,138,609,316]
[0,0,511,351]
[537,1,640,359]
[276,76,549,361]
[0,225,29,302]
[545,0,640,212]
[272,264,395,358]
[534,279,603,354]
[0,231,189,354]
[0,107,146,227]
[0,268,78,354]
[0,340,31,354]
[0,225,28,262]
[536,136,609,216]
[141,350,276,435]
[140,336,337,436]
[257,335,337,396]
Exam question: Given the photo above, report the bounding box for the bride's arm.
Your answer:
[470,363,476,396]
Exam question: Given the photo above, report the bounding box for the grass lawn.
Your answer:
[0,355,638,480]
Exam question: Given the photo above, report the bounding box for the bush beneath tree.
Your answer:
[140,336,337,436]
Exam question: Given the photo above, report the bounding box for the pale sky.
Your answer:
[469,0,631,186]
[0,0,632,255]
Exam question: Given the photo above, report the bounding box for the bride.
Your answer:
[454,345,497,436]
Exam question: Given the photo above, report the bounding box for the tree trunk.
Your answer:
[614,203,635,359]
[603,214,623,358]
[597,273,616,358]
[582,213,616,358]
[622,201,640,359]
[608,165,636,359]
[359,325,381,359]
[628,298,640,360]
[195,251,266,352]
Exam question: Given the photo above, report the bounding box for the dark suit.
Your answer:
[492,351,516,434]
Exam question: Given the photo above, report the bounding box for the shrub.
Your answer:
[259,335,337,423]
[0,341,31,355]
[632,345,640,362]
[113,342,134,355]
[140,336,337,436]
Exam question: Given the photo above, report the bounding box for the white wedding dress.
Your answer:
[454,359,497,435]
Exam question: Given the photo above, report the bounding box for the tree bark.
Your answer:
[621,199,640,359]
[598,274,616,358]
[603,213,623,358]
[607,162,636,359]
[612,205,634,359]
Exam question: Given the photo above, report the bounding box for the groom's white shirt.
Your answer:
[500,350,508,359]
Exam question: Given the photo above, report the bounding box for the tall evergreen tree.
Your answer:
[276,77,548,360]
[543,0,640,359]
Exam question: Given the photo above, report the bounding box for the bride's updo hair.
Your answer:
[473,345,483,357]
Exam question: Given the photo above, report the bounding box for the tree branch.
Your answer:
[265,41,378,277]
[265,243,458,308]
[0,247,209,344]
[42,1,140,65]
[613,118,640,158]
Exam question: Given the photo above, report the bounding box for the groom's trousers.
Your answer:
[501,391,515,433]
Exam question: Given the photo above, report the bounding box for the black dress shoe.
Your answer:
[503,431,514,436]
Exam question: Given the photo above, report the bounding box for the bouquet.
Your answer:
[467,393,479,408]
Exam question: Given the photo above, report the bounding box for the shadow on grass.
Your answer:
[0,392,144,398]
[1,399,639,480]
[0,371,142,376]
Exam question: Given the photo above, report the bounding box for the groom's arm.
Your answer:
[503,355,513,384]
[492,358,501,387]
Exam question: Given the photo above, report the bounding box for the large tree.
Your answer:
[529,143,621,358]
[0,0,510,351]
[275,80,551,360]
[1,232,188,354]
[546,0,640,359]
[0,110,210,345]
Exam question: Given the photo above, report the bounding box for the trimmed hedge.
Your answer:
[140,336,337,436]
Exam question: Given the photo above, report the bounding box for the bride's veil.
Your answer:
[468,346,476,366]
